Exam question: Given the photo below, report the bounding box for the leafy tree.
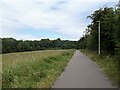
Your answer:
[78,1,120,55]
[2,38,77,54]
[2,38,18,53]
[86,7,116,54]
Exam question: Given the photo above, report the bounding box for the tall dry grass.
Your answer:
[2,50,75,88]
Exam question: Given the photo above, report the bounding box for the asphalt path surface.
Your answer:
[52,50,116,88]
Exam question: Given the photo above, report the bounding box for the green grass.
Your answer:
[2,49,75,88]
[80,49,119,86]
[0,55,2,90]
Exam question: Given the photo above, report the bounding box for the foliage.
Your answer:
[81,49,118,86]
[77,36,87,49]
[2,50,75,88]
[78,1,120,86]
[2,38,77,54]
[78,1,120,55]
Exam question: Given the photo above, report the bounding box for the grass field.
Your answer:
[0,55,2,89]
[80,49,119,86]
[2,49,75,88]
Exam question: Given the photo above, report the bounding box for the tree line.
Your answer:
[1,38,77,54]
[1,1,120,54]
[78,1,120,55]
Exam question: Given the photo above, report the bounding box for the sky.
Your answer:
[0,0,118,41]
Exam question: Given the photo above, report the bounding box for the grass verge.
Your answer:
[2,50,75,88]
[80,49,119,86]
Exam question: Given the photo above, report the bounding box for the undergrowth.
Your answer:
[2,50,75,88]
[80,49,119,86]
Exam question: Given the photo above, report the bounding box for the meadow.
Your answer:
[0,55,2,90]
[2,50,75,88]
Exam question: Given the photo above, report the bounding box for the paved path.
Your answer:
[52,50,116,88]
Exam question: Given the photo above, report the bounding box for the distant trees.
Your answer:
[78,1,120,55]
[2,38,18,53]
[2,2,120,54]
[2,38,77,54]
[77,36,87,49]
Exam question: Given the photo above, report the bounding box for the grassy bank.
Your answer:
[80,49,119,86]
[2,50,75,88]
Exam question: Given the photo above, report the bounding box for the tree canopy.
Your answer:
[2,38,77,54]
[78,1,120,55]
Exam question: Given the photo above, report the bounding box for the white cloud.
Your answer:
[0,0,117,40]
[1,0,118,3]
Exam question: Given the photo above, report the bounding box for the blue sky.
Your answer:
[0,0,118,41]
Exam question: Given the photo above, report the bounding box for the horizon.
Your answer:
[0,0,118,41]
[1,37,77,41]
